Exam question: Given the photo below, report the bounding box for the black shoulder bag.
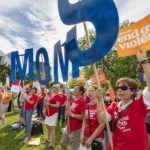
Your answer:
[88,105,103,150]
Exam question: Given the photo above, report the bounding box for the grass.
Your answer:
[0,112,64,150]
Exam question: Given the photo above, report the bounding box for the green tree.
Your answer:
[78,21,150,89]
[67,78,77,89]
[0,64,10,84]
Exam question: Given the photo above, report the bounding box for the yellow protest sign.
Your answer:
[116,15,150,57]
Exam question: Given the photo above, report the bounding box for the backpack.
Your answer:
[31,121,43,136]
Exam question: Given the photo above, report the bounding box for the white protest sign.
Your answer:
[11,85,20,93]
[33,81,41,93]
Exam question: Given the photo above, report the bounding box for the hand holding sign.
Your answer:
[136,49,148,63]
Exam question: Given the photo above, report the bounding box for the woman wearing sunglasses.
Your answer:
[107,50,150,150]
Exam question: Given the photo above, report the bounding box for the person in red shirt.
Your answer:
[61,85,86,150]
[106,50,150,150]
[80,86,105,150]
[37,86,46,120]
[23,87,38,144]
[44,85,60,150]
[58,89,67,125]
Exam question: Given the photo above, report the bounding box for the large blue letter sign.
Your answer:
[54,41,79,83]
[54,41,69,83]
[11,49,34,81]
[11,0,119,84]
[58,0,119,66]
[36,48,51,85]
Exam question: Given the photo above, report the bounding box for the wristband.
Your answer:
[140,59,149,65]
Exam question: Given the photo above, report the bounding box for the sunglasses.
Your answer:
[115,86,130,91]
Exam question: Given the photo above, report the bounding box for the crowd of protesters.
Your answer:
[0,50,150,150]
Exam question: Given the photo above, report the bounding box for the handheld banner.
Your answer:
[33,81,41,93]
[11,85,20,93]
[116,15,150,57]
[76,72,86,84]
[92,71,107,85]
[11,49,34,81]
[58,0,119,66]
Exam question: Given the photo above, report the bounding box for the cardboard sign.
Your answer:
[92,71,107,85]
[109,87,115,102]
[11,85,20,93]
[77,72,86,84]
[33,81,41,93]
[116,15,150,57]
[28,136,40,145]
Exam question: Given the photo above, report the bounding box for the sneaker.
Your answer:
[21,135,26,140]
[23,137,29,144]
[48,145,55,150]
[42,139,50,145]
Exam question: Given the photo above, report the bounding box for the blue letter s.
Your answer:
[58,0,119,66]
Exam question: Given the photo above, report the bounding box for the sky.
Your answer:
[0,0,150,81]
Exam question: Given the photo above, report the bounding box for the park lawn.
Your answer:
[0,112,63,150]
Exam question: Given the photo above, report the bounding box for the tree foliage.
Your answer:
[77,21,150,89]
[67,78,77,89]
[0,64,10,84]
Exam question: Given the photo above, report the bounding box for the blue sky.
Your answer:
[0,0,150,55]
[0,0,150,81]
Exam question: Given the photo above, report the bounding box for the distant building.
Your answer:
[0,50,11,65]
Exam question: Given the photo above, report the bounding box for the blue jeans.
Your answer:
[24,109,34,137]
[58,106,66,123]
[37,102,44,118]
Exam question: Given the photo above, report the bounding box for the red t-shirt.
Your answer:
[25,94,38,110]
[84,103,104,139]
[107,95,149,150]
[59,94,67,106]
[67,97,86,133]
[45,94,60,117]
[83,96,90,103]
[37,92,46,103]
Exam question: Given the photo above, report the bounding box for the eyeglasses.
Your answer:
[115,86,130,91]
[105,93,110,96]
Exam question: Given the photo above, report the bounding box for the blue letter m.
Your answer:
[11,49,34,81]
[54,41,79,83]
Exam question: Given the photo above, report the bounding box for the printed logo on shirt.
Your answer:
[117,115,131,132]
[70,102,78,111]
[85,110,97,119]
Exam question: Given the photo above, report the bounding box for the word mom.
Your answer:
[11,0,119,85]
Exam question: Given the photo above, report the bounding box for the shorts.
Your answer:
[80,138,103,150]
[80,144,91,150]
[61,128,81,150]
[146,123,150,134]
[45,113,58,126]
[1,104,9,112]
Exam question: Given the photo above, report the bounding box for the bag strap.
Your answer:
[87,104,92,135]
[113,101,132,131]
